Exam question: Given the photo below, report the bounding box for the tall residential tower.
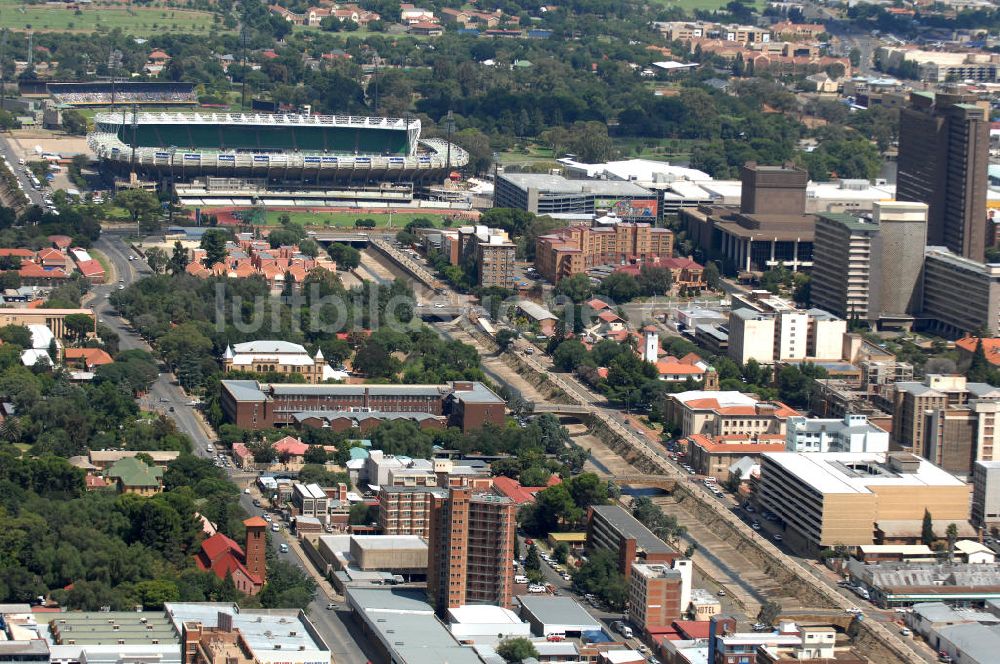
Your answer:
[897,89,989,261]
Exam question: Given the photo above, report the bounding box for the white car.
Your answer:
[527,584,546,593]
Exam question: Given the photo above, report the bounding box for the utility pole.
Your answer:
[240,26,248,110]
[129,103,138,175]
[445,110,454,171]
[109,49,122,111]
[372,51,379,114]
[0,30,7,109]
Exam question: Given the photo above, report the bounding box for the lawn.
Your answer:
[264,210,454,228]
[0,3,223,35]
[652,0,763,10]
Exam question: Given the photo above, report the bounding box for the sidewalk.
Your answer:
[280,531,339,601]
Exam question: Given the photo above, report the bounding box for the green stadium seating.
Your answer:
[119,121,410,155]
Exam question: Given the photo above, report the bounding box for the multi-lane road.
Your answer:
[94,232,368,663]
[0,135,45,207]
[93,233,214,455]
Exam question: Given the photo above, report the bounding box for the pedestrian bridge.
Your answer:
[595,474,678,490]
[531,402,593,415]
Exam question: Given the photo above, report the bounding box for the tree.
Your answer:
[638,265,673,296]
[524,544,541,572]
[353,340,399,378]
[63,313,94,342]
[598,272,640,303]
[554,273,593,303]
[496,637,538,663]
[704,262,721,289]
[946,522,958,561]
[328,243,361,270]
[553,541,570,564]
[921,509,935,546]
[200,229,230,268]
[303,445,328,464]
[553,339,587,372]
[298,238,320,258]
[167,241,189,275]
[0,325,32,347]
[115,189,160,232]
[61,109,89,135]
[496,329,518,352]
[968,337,992,383]
[145,247,167,274]
[757,600,782,627]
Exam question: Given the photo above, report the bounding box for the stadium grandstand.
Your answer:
[88,111,469,188]
[19,81,196,106]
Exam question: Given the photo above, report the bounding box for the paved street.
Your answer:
[0,133,44,207]
[92,232,368,663]
[93,233,216,455]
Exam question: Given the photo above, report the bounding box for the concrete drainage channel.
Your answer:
[482,334,916,663]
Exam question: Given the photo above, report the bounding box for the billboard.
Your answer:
[595,197,659,220]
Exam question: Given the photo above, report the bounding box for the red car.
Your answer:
[547,635,565,642]
[525,538,534,545]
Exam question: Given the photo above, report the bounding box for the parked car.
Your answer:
[900,628,912,637]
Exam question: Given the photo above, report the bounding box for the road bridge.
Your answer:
[413,305,465,319]
[596,474,679,490]
[311,232,373,246]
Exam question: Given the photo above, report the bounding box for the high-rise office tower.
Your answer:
[897,89,989,262]
[427,487,515,614]
[812,201,928,322]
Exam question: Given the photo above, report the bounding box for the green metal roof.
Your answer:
[107,456,164,488]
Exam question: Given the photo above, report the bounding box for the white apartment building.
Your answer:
[728,291,846,365]
[292,482,328,518]
[785,414,890,453]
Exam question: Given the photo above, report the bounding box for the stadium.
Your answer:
[87,111,469,190]
[20,81,197,106]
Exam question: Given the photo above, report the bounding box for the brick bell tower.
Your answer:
[243,516,268,585]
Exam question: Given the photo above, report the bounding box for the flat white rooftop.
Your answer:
[447,605,524,626]
[762,452,965,495]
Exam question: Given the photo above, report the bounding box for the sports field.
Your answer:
[0,2,221,35]
[263,210,456,228]
[652,0,763,9]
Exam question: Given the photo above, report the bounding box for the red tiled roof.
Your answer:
[686,433,786,454]
[18,261,68,279]
[76,259,105,278]
[37,247,67,261]
[673,621,712,639]
[48,235,72,248]
[64,348,114,367]
[655,359,705,376]
[0,248,35,258]
[244,516,268,528]
[956,337,1000,367]
[586,298,610,311]
[232,442,252,460]
[682,398,722,410]
[195,532,262,585]
[274,435,308,456]
[597,310,622,323]
[199,532,244,562]
[680,352,703,365]
[659,257,702,270]
[492,475,559,504]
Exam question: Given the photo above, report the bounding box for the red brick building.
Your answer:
[220,380,505,432]
[628,560,692,634]
[427,487,515,615]
[194,517,268,595]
